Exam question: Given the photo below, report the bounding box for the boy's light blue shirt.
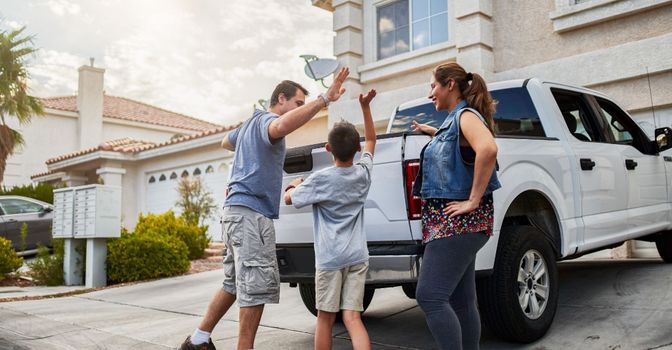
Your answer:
[225,109,286,219]
[291,152,373,270]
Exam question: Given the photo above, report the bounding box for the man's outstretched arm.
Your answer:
[268,67,350,141]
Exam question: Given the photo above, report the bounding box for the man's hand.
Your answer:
[411,120,438,136]
[324,67,350,104]
[359,89,377,107]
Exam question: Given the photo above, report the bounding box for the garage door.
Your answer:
[145,161,231,241]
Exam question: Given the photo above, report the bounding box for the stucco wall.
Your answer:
[492,1,672,72]
[286,115,329,148]
[3,112,79,187]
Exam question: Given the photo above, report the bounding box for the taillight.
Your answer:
[404,160,422,220]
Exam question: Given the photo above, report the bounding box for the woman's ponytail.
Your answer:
[462,72,496,135]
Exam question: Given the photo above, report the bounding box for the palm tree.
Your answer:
[0,25,44,185]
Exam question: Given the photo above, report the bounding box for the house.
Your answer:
[3,65,222,188]
[311,0,672,257]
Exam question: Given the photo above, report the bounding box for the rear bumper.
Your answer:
[276,242,423,286]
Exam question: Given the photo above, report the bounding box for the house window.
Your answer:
[159,174,167,181]
[170,172,177,180]
[193,168,202,176]
[148,176,156,184]
[181,170,189,178]
[205,165,214,174]
[377,0,448,60]
[218,163,228,173]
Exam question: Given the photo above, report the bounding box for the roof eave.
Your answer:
[47,151,135,171]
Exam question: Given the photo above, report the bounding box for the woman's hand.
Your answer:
[443,199,480,218]
[411,120,437,136]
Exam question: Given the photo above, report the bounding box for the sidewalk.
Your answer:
[1,259,671,349]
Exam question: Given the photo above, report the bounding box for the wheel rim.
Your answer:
[517,249,549,320]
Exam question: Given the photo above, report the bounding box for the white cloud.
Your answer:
[28,49,84,97]
[4,20,24,30]
[43,0,81,16]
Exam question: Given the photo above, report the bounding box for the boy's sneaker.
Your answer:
[178,336,216,350]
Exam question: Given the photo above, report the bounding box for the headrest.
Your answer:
[562,111,577,133]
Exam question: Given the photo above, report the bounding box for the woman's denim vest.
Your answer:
[412,100,501,199]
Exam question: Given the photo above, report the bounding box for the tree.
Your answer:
[175,176,217,226]
[0,25,44,185]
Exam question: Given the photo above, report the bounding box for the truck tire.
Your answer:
[476,225,559,343]
[298,283,375,317]
[655,233,672,263]
[402,283,417,299]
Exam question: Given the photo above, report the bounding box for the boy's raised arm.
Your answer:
[359,89,377,155]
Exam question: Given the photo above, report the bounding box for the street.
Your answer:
[1,258,671,349]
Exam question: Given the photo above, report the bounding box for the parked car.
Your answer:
[0,195,54,255]
[275,78,672,343]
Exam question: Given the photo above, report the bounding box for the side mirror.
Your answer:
[655,127,672,152]
[41,206,53,214]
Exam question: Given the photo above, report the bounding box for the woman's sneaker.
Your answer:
[178,336,216,350]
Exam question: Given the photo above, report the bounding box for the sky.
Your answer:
[0,0,334,126]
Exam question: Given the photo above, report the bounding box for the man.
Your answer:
[180,67,350,350]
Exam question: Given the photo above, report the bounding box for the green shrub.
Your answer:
[0,237,23,280]
[0,183,56,204]
[175,176,216,226]
[134,211,209,260]
[107,233,190,283]
[28,238,64,286]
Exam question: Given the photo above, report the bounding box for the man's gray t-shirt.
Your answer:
[291,152,373,270]
[225,109,285,219]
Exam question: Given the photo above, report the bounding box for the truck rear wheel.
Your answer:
[477,225,559,343]
[298,283,375,317]
[655,233,672,263]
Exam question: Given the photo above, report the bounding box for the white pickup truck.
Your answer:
[275,78,672,343]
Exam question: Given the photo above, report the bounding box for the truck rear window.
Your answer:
[389,87,545,137]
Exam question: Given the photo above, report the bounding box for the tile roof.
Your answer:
[30,170,55,180]
[45,138,158,164]
[44,125,237,165]
[41,95,221,132]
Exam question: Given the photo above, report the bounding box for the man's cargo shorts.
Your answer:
[221,205,280,307]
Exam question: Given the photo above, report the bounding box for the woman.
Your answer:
[412,62,501,350]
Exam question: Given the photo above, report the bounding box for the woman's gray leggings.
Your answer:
[416,233,489,350]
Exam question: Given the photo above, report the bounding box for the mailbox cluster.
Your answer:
[53,185,121,239]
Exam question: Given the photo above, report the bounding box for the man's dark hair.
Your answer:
[328,120,360,162]
[270,80,309,107]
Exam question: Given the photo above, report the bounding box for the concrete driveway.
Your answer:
[1,258,671,349]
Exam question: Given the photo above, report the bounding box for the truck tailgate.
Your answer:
[276,135,413,244]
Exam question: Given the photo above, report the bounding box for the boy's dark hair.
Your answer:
[328,120,360,162]
[270,80,309,107]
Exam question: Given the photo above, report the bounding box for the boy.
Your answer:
[284,89,377,350]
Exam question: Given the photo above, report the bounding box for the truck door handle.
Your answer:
[625,159,638,170]
[6,218,17,223]
[580,158,596,171]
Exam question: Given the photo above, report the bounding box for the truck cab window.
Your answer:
[552,90,601,142]
[593,97,652,154]
[389,87,544,137]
